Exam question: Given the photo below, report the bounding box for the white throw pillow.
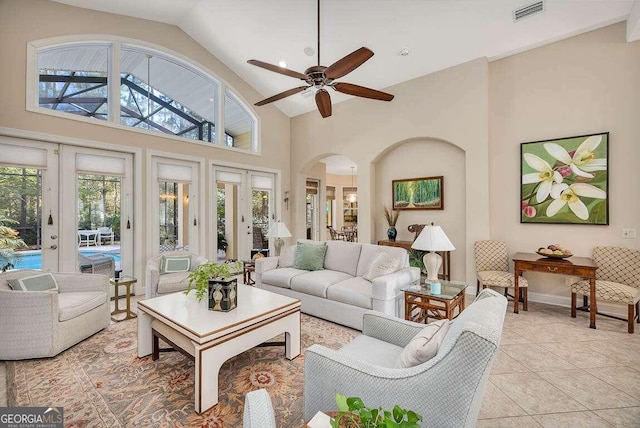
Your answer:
[363,251,398,281]
[395,319,450,368]
[278,245,297,268]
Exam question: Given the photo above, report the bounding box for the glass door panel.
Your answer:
[251,189,271,255]
[216,182,240,261]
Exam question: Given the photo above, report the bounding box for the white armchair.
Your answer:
[243,389,276,428]
[97,226,114,245]
[145,251,208,298]
[303,288,507,428]
[0,270,110,360]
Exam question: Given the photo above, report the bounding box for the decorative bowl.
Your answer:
[535,251,572,259]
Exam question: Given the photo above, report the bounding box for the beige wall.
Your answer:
[292,58,490,284]
[489,23,640,303]
[0,0,291,282]
[374,139,466,281]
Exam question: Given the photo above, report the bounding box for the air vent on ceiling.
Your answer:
[514,1,544,21]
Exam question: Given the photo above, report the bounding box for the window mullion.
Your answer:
[216,84,224,146]
[109,42,121,124]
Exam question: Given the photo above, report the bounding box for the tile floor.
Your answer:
[1,297,639,427]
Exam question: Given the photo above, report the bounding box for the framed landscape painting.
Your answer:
[392,176,443,210]
[520,132,608,225]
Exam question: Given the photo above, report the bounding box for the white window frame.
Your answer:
[26,35,261,155]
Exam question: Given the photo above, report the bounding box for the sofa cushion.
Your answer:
[261,268,308,289]
[58,291,106,322]
[324,241,362,276]
[278,245,297,268]
[8,272,58,292]
[395,319,450,368]
[363,251,399,281]
[357,244,406,277]
[327,277,373,309]
[160,255,191,274]
[295,242,328,271]
[290,270,352,298]
[157,271,191,294]
[338,335,403,368]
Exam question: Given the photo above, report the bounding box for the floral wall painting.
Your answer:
[521,132,608,225]
[392,176,443,210]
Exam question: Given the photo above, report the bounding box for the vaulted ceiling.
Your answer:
[52,0,638,118]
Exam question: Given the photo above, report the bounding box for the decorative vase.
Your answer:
[387,226,397,242]
[208,278,237,311]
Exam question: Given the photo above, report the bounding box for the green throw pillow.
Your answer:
[294,242,327,271]
[8,272,58,292]
[160,255,191,274]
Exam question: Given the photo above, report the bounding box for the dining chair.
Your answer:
[570,246,640,333]
[474,240,529,310]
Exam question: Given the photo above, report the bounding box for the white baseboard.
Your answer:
[466,288,629,319]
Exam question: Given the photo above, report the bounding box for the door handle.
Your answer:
[47,245,58,250]
[51,235,58,240]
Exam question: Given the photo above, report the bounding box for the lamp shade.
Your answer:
[265,221,291,238]
[411,225,455,252]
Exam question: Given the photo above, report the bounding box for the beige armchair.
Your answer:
[571,246,640,333]
[0,270,110,360]
[145,251,208,298]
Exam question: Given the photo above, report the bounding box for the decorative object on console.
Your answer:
[247,0,394,119]
[185,260,242,304]
[411,223,455,282]
[381,205,400,242]
[392,176,444,210]
[521,132,608,225]
[208,277,237,312]
[265,220,292,256]
[536,243,573,258]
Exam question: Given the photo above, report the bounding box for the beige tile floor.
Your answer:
[1,297,639,427]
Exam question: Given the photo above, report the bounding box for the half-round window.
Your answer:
[32,39,258,152]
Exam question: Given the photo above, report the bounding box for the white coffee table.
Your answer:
[137,284,301,413]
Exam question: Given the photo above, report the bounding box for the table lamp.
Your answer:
[411,223,455,284]
[265,220,291,256]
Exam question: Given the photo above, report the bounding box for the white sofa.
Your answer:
[255,240,420,330]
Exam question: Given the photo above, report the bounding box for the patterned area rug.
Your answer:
[6,314,358,427]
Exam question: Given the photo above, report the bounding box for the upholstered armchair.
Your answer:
[78,252,115,277]
[571,246,640,333]
[97,226,114,245]
[243,389,276,428]
[304,288,507,428]
[145,250,208,298]
[0,270,110,360]
[474,240,529,310]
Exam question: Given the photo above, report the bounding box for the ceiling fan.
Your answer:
[247,0,394,118]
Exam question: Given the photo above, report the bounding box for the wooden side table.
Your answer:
[110,276,137,322]
[378,240,451,281]
[243,260,255,285]
[403,281,467,323]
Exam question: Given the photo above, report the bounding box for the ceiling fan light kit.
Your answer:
[247,0,394,118]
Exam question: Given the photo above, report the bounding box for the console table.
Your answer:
[512,252,598,328]
[378,240,451,281]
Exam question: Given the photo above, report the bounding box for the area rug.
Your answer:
[6,314,358,427]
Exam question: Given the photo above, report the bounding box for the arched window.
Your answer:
[31,39,258,152]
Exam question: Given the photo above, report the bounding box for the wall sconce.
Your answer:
[284,191,290,210]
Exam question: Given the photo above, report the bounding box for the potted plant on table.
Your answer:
[0,218,26,272]
[185,260,242,311]
[330,393,422,428]
[381,206,400,242]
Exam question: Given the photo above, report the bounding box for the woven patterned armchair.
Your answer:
[474,240,529,310]
[243,389,276,428]
[304,288,507,428]
[0,270,110,360]
[571,246,640,333]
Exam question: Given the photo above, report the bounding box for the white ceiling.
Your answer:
[52,0,636,118]
[320,155,357,175]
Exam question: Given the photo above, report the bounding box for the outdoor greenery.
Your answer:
[0,217,27,272]
[331,393,422,428]
[78,174,121,239]
[0,167,41,248]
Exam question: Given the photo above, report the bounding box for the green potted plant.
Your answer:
[331,393,422,428]
[185,260,242,311]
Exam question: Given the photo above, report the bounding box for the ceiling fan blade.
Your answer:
[315,89,332,118]
[324,47,374,80]
[255,86,310,106]
[333,82,394,101]
[247,59,309,80]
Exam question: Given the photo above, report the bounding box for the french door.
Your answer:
[213,167,275,261]
[0,137,134,275]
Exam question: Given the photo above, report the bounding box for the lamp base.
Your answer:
[274,238,284,256]
[423,251,442,282]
